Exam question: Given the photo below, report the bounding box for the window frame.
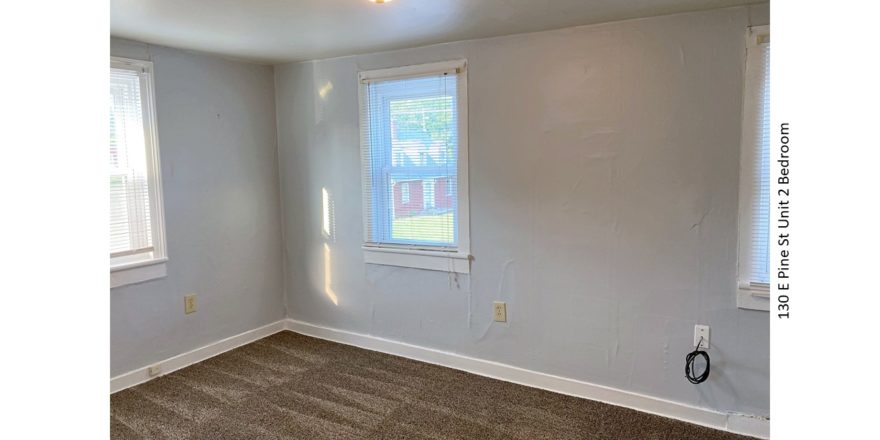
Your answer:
[736,26,770,311]
[358,60,470,274]
[110,56,168,287]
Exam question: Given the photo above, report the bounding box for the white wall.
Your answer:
[274,5,770,417]
[110,39,285,376]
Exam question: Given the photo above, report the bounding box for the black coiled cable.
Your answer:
[685,337,710,384]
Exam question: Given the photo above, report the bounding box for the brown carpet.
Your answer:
[111,331,754,440]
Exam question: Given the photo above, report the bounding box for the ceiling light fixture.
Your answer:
[369,0,392,4]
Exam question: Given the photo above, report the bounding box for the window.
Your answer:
[359,60,470,273]
[736,26,770,310]
[110,57,167,287]
[400,182,411,204]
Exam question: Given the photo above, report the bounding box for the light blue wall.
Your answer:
[274,5,770,417]
[110,38,285,376]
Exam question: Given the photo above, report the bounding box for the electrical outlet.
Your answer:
[694,325,710,349]
[493,301,507,322]
[148,364,162,377]
[184,294,197,314]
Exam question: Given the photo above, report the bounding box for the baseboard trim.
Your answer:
[284,319,769,439]
[110,320,286,394]
[109,318,768,438]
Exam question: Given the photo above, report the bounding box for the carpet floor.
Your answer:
[111,331,754,440]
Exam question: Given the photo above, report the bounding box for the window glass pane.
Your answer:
[751,43,771,284]
[109,67,153,256]
[362,74,458,247]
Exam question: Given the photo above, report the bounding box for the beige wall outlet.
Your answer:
[148,364,162,377]
[184,294,197,314]
[493,301,507,322]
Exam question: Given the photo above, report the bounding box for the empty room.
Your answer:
[106,1,772,437]
[5,0,880,439]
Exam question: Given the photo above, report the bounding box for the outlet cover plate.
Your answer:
[148,365,162,377]
[694,325,710,349]
[493,301,507,322]
[185,294,197,314]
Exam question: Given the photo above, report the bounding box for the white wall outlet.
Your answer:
[694,324,710,349]
[184,294,197,314]
[148,364,162,377]
[493,301,507,322]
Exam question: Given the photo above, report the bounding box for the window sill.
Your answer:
[736,282,770,311]
[111,258,167,288]
[363,246,470,274]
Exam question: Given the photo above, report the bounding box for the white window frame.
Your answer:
[110,56,168,288]
[736,26,770,311]
[358,60,470,274]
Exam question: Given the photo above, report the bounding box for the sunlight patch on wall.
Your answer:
[319,82,334,100]
[323,243,338,305]
[322,187,336,240]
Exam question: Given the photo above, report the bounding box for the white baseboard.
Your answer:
[284,319,769,439]
[110,320,286,394]
[109,318,768,438]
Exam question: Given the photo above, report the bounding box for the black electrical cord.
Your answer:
[685,337,710,384]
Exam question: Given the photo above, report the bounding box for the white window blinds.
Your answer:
[749,39,771,285]
[360,65,462,250]
[737,26,770,306]
[109,59,164,267]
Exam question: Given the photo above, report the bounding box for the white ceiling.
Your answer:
[111,0,761,64]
